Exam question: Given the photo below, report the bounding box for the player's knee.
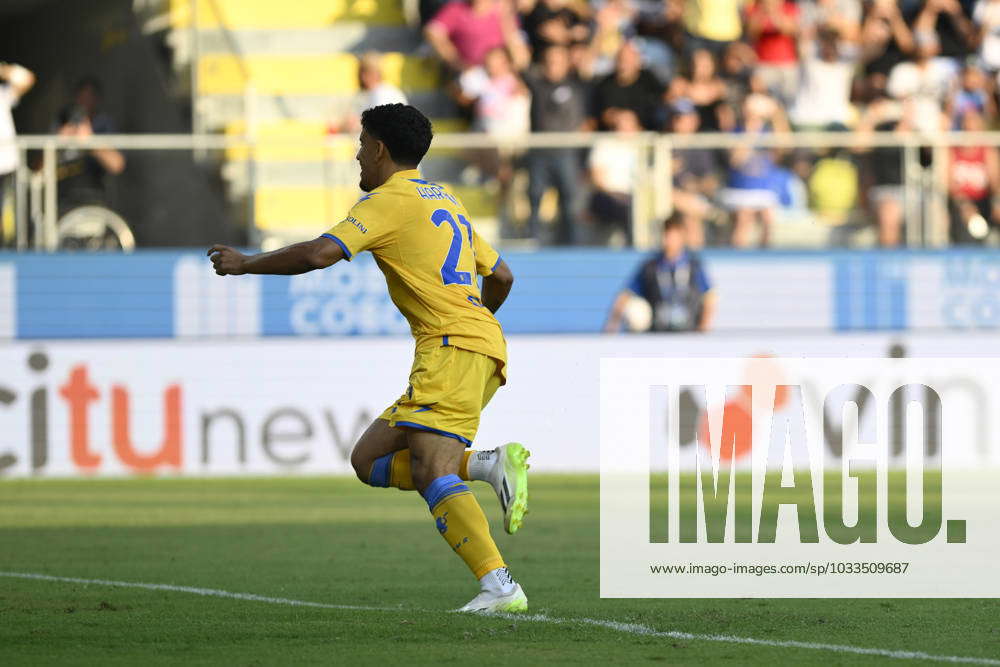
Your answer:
[349,447,372,484]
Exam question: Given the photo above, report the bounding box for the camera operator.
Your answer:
[52,76,124,212]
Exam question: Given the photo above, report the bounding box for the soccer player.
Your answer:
[208,103,530,613]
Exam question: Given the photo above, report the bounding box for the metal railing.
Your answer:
[6,129,1000,251]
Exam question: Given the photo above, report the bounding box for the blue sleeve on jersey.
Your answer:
[321,233,352,260]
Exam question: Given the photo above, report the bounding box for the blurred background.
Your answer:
[1,0,998,476]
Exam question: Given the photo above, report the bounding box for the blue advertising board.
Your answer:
[0,249,996,340]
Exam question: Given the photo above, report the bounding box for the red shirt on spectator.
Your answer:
[428,1,508,68]
[746,1,799,65]
[951,146,990,201]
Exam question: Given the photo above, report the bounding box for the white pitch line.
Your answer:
[2,571,998,665]
[0,571,395,613]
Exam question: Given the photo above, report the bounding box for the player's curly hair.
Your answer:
[361,103,433,166]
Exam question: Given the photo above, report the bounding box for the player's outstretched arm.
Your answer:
[208,237,345,276]
[481,259,514,314]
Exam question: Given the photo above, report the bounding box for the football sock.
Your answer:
[479,566,517,595]
[366,450,418,490]
[368,450,488,490]
[422,473,506,579]
[463,449,497,481]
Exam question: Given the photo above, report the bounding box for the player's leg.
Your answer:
[352,419,499,492]
[349,417,410,486]
[406,427,527,613]
[364,436,531,534]
[471,368,531,535]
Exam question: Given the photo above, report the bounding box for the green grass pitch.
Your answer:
[1,475,998,665]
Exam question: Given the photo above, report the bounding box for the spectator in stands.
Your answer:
[591,40,667,130]
[329,52,407,134]
[634,0,687,82]
[0,62,34,243]
[790,27,858,130]
[915,0,977,65]
[424,0,529,72]
[668,98,720,247]
[669,48,733,133]
[604,213,716,333]
[948,62,997,126]
[745,0,801,105]
[807,147,860,227]
[682,0,744,57]
[520,0,592,62]
[457,46,531,231]
[801,0,862,43]
[591,0,639,77]
[458,47,531,136]
[948,108,1000,242]
[720,40,757,107]
[855,94,912,246]
[53,76,125,212]
[569,39,599,80]
[587,108,641,245]
[722,73,790,247]
[859,0,915,94]
[887,29,955,133]
[523,44,592,244]
[974,0,1000,72]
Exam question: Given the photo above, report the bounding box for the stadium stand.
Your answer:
[166,0,471,246]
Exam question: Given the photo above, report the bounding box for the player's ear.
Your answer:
[374,138,389,163]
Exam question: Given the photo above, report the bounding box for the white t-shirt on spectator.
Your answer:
[352,83,407,117]
[790,47,856,127]
[459,68,530,137]
[801,0,861,30]
[975,0,1000,71]
[887,60,955,132]
[588,138,639,195]
[0,83,21,176]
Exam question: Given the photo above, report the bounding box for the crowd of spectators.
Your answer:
[0,65,125,249]
[415,0,1000,247]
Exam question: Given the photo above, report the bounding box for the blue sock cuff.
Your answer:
[421,473,468,510]
[368,453,393,488]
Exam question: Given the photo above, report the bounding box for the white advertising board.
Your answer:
[1,332,998,477]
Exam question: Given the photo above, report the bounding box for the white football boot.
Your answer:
[488,443,531,535]
[456,583,528,614]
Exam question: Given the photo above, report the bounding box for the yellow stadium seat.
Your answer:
[428,118,470,134]
[255,185,499,230]
[255,187,357,230]
[169,0,405,28]
[198,53,439,95]
[224,120,357,161]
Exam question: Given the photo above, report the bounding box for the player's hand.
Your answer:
[207,244,247,275]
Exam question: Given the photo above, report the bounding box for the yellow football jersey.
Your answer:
[322,169,507,375]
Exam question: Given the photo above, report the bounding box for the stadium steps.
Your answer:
[254,184,500,243]
[196,52,440,96]
[222,118,468,158]
[167,0,406,28]
[171,25,423,57]
[223,157,473,189]
[194,92,457,130]
[161,0,474,243]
